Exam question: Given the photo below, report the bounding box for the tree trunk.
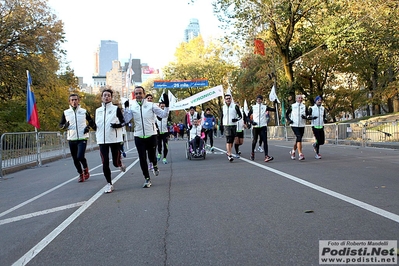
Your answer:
[393,95,399,113]
[373,104,380,115]
[280,49,295,96]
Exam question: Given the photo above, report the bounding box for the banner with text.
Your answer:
[170,85,223,111]
[153,79,208,89]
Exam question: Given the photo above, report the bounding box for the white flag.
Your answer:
[125,54,133,89]
[269,84,280,103]
[244,99,249,115]
[168,90,177,107]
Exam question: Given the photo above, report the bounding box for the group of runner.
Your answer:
[60,88,326,192]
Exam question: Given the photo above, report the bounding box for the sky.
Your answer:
[47,0,224,85]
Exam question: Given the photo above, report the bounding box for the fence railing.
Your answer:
[0,131,134,177]
[245,121,399,147]
[1,122,398,177]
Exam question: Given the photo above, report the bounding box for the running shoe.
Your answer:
[258,146,264,153]
[250,152,255,161]
[78,173,85,182]
[104,183,114,193]
[289,150,296,160]
[83,168,90,180]
[122,151,126,158]
[264,155,274,162]
[210,146,214,152]
[235,153,240,158]
[153,165,159,176]
[228,155,234,162]
[157,153,161,161]
[143,178,151,188]
[237,151,241,155]
[298,153,305,160]
[148,162,153,170]
[315,154,322,159]
[119,164,126,172]
[162,158,168,164]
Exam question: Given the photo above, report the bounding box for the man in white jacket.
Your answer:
[247,95,275,162]
[95,89,126,193]
[124,86,169,188]
[221,94,242,162]
[156,102,170,164]
[60,94,96,182]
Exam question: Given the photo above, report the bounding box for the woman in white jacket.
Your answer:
[286,95,308,160]
[95,89,126,193]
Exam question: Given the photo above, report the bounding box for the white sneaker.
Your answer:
[289,150,296,160]
[104,183,114,193]
[298,153,305,161]
[143,178,151,188]
[119,164,126,172]
[258,146,264,153]
[315,154,322,159]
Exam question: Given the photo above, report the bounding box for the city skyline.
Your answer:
[47,0,224,85]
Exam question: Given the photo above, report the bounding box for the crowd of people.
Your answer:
[60,88,326,193]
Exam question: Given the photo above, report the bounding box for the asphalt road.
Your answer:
[0,137,398,266]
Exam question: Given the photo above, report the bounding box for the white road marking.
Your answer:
[12,158,139,266]
[215,145,399,223]
[0,164,101,219]
[239,156,399,223]
[1,147,138,219]
[0,202,85,226]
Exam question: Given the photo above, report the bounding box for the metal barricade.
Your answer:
[1,132,66,177]
[1,132,40,176]
[1,122,397,177]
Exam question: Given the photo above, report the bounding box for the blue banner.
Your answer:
[153,79,208,89]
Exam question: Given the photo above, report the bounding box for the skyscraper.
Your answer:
[98,40,118,76]
[184,18,200,42]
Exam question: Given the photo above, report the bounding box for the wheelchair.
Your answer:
[185,135,206,160]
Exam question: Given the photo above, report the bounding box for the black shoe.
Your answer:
[250,152,255,160]
[152,165,159,176]
[264,155,274,162]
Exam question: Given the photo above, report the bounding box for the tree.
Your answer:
[323,0,399,115]
[213,0,339,97]
[163,36,237,118]
[0,0,68,133]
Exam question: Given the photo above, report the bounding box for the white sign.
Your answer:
[319,240,397,264]
[169,85,224,111]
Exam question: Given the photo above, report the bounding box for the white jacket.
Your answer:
[222,103,241,126]
[126,100,169,137]
[64,106,89,140]
[189,124,203,141]
[289,102,307,127]
[310,105,325,128]
[236,119,245,132]
[251,103,269,128]
[95,102,124,144]
[157,116,169,134]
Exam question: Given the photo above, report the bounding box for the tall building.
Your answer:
[99,40,118,76]
[184,18,200,42]
[106,60,123,94]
